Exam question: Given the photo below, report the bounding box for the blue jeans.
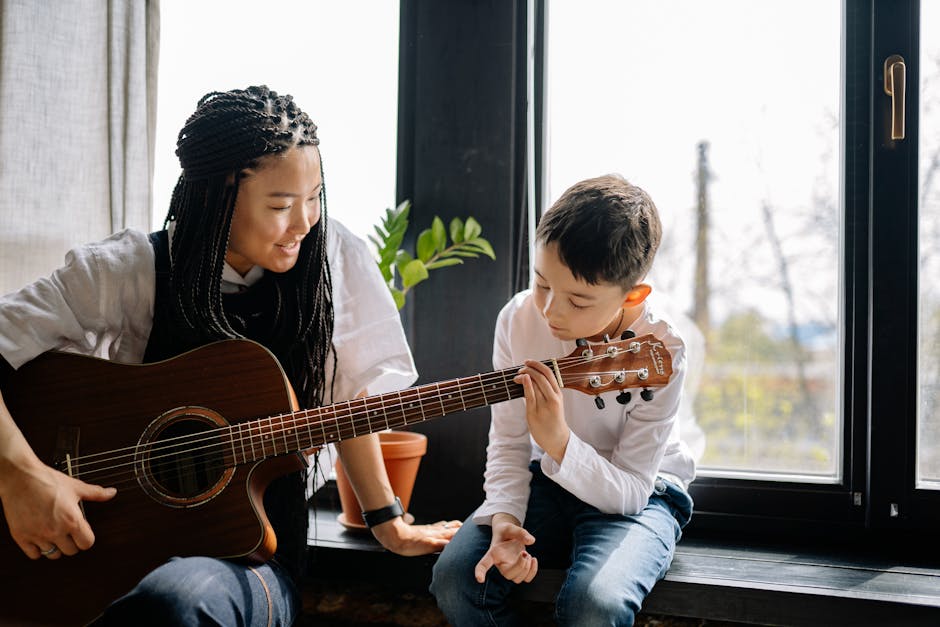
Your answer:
[430,463,693,627]
[89,556,300,626]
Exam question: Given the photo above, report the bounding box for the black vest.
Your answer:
[144,230,308,581]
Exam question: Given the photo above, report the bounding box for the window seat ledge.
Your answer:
[307,506,940,626]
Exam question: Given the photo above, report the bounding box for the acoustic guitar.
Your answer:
[0,336,671,625]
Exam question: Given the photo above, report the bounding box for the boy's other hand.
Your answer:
[514,359,570,463]
[474,517,538,584]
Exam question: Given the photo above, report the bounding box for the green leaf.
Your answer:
[389,287,405,310]
[445,250,481,258]
[464,238,496,259]
[377,264,393,283]
[425,258,464,269]
[431,217,447,253]
[401,259,429,289]
[416,229,436,262]
[394,250,414,267]
[385,230,405,254]
[449,217,465,244]
[464,216,482,240]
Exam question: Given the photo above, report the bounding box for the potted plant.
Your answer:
[333,200,495,529]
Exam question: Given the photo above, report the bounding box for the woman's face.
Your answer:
[226,145,322,276]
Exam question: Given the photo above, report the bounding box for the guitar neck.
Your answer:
[227,364,527,464]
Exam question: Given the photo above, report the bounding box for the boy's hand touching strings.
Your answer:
[474,514,537,584]
[514,359,570,464]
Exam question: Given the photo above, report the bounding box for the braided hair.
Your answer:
[161,85,334,410]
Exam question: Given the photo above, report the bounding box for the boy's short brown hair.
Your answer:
[535,173,662,290]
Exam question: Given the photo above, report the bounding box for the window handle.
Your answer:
[883,54,906,140]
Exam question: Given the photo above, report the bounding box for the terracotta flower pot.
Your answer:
[334,430,428,530]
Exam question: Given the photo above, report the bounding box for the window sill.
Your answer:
[307,501,940,625]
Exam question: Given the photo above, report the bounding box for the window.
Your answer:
[153,1,400,242]
[918,1,940,489]
[538,0,940,531]
[545,0,841,482]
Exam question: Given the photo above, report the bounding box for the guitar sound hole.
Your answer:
[149,418,226,499]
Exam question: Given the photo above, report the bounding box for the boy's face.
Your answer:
[532,242,629,341]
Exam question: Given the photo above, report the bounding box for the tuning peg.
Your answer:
[576,338,594,357]
[594,396,605,410]
[616,391,631,405]
[603,334,610,343]
[640,389,654,402]
[620,329,636,340]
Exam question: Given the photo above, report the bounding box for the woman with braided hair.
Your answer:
[0,85,459,625]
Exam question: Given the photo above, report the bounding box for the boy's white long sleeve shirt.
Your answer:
[473,289,697,526]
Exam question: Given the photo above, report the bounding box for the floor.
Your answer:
[297,574,749,627]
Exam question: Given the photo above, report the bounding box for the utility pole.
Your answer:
[692,141,711,335]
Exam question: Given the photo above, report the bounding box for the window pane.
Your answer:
[918,1,940,489]
[153,1,399,241]
[546,1,842,479]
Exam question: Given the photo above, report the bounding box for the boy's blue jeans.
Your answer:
[90,555,300,626]
[430,462,693,627]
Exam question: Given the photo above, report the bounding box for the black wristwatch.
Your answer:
[361,496,404,528]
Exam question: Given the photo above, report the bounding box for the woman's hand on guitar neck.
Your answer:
[0,392,117,560]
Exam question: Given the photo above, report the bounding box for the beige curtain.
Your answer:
[0,0,160,296]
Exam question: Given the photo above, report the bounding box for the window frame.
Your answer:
[530,0,940,538]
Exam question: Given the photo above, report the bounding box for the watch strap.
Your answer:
[361,496,404,528]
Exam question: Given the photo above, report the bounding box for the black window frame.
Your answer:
[396,0,940,544]
[528,0,939,542]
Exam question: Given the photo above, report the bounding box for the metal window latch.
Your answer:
[883,54,906,140]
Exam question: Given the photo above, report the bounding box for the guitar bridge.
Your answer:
[54,425,80,477]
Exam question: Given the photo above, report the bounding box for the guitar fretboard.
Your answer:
[225,364,528,465]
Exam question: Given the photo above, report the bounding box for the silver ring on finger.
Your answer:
[41,545,59,557]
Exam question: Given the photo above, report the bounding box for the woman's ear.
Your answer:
[622,283,652,307]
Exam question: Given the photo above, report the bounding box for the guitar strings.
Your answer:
[62,346,662,490]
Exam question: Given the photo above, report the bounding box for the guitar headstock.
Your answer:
[556,334,672,396]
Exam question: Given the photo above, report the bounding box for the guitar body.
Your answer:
[0,340,304,626]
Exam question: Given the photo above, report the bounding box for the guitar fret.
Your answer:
[378,395,391,430]
[281,415,291,454]
[255,419,264,458]
[500,371,512,403]
[269,416,278,456]
[456,378,467,411]
[259,418,268,458]
[318,410,329,446]
[247,422,257,461]
[435,382,447,416]
[354,399,367,436]
[396,390,407,426]
[416,388,428,422]
[477,374,489,405]
[293,413,302,453]
[304,410,314,451]
[239,423,247,463]
[347,400,357,438]
[229,425,238,465]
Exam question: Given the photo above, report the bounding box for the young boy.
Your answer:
[430,174,698,626]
